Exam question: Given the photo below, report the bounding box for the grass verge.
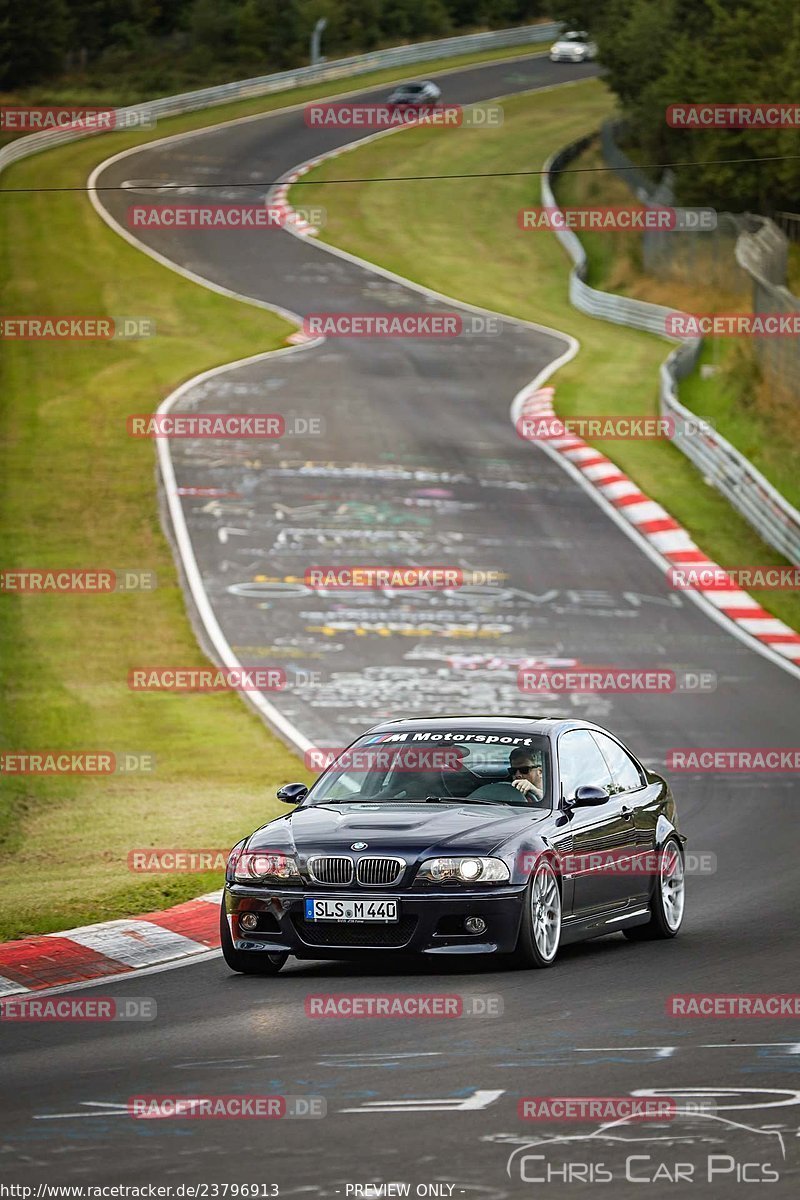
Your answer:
[556,142,800,512]
[0,132,316,941]
[293,77,800,632]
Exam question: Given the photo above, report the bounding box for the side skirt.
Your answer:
[560,905,651,945]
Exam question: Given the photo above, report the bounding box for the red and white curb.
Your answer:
[272,167,322,237]
[516,386,800,664]
[0,891,222,996]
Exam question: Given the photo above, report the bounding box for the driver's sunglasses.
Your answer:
[511,763,537,775]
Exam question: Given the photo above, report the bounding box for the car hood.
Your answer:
[552,40,583,50]
[248,802,547,859]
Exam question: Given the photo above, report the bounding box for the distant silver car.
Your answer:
[387,80,442,107]
[550,31,598,63]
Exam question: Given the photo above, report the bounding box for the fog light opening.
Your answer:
[240,912,259,931]
[464,916,486,935]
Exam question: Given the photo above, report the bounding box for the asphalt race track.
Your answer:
[2,54,799,1196]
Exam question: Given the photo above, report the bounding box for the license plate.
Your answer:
[304,898,398,923]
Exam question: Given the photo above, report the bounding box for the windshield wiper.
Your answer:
[313,796,393,804]
[424,795,519,806]
[312,795,525,807]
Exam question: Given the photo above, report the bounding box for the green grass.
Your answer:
[293,77,800,633]
[788,242,800,294]
[0,132,320,940]
[678,342,800,513]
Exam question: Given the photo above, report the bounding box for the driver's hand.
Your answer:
[512,778,542,799]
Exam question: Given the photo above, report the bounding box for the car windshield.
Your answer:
[305,732,552,809]
[398,84,425,92]
[563,32,587,42]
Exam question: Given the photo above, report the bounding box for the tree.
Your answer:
[235,0,304,69]
[552,0,800,213]
[0,0,71,86]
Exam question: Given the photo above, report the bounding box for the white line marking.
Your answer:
[633,1086,800,1114]
[321,1051,441,1059]
[577,1044,800,1052]
[575,1046,677,1052]
[175,1054,282,1068]
[340,1089,504,1113]
[36,1102,130,1121]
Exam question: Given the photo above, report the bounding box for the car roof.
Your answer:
[361,714,605,739]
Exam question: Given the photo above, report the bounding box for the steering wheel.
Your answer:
[468,781,539,805]
[440,765,484,797]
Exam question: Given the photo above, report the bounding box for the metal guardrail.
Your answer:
[542,136,800,566]
[542,137,682,338]
[0,22,559,172]
[775,211,800,242]
[599,119,675,206]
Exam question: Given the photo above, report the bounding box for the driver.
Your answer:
[508,747,545,802]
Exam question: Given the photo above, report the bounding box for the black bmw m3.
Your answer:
[221,716,686,974]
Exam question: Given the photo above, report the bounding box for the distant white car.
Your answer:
[549,31,598,63]
[387,80,442,107]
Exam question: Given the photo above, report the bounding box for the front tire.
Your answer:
[219,901,288,975]
[624,837,685,941]
[512,858,562,968]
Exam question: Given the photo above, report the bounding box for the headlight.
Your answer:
[416,856,510,884]
[232,850,300,884]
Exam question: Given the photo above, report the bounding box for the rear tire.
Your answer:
[623,837,685,941]
[220,901,288,975]
[512,858,561,968]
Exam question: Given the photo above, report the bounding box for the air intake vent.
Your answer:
[307,856,354,885]
[355,856,405,887]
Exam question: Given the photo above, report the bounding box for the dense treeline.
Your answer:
[0,0,545,92]
[555,0,800,213]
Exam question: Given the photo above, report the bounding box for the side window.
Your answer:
[557,730,614,801]
[591,733,645,793]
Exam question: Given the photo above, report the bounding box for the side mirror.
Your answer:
[277,782,308,805]
[572,784,610,807]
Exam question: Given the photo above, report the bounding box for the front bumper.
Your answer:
[225,883,526,959]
